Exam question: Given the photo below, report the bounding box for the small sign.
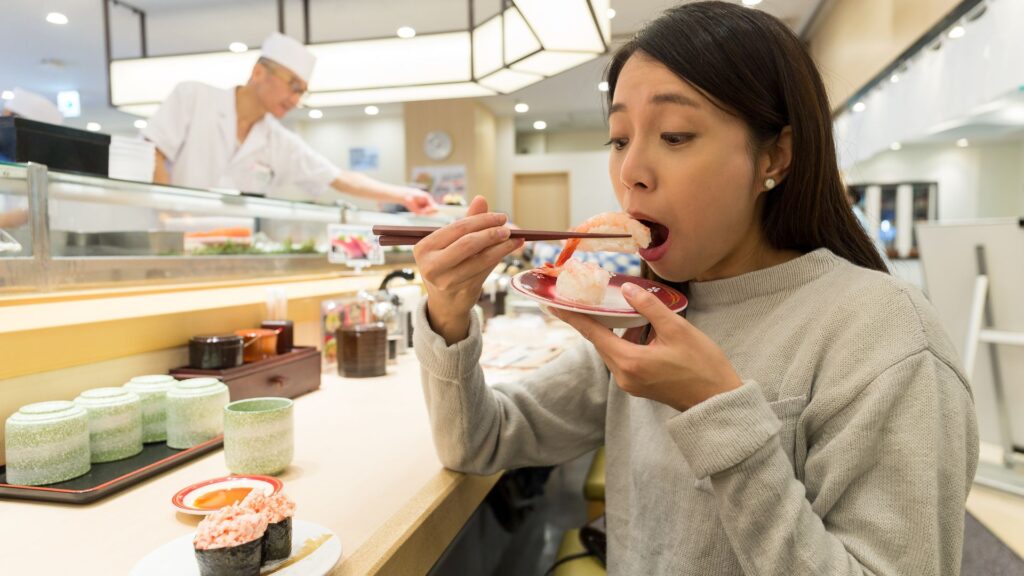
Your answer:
[327,224,383,269]
[57,90,80,118]
[410,164,467,203]
[348,147,379,171]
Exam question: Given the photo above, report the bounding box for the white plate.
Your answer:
[510,270,688,329]
[130,519,341,576]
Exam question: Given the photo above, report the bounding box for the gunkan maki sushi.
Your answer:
[193,502,269,576]
[243,491,297,563]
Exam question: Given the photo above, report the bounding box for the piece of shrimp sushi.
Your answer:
[540,212,651,276]
[574,212,651,254]
[554,259,612,305]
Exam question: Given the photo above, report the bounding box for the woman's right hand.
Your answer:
[414,195,524,345]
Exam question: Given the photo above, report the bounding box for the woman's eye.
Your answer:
[604,138,628,150]
[661,132,695,146]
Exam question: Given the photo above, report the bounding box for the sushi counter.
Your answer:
[0,352,502,575]
[0,262,554,575]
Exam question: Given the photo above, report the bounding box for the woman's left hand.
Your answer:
[549,282,743,412]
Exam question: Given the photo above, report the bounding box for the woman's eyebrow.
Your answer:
[608,93,700,117]
[651,93,700,108]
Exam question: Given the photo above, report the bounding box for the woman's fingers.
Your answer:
[466,195,488,216]
[431,238,523,291]
[415,211,507,254]
[620,283,685,336]
[428,226,515,274]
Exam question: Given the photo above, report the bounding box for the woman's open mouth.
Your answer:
[638,219,670,262]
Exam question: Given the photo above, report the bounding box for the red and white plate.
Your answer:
[511,269,688,329]
[171,474,283,515]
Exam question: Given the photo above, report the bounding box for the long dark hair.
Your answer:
[608,1,888,275]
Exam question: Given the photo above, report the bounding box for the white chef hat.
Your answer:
[3,88,63,125]
[260,32,316,83]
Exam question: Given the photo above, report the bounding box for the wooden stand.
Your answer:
[170,347,321,401]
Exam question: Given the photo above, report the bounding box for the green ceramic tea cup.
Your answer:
[223,397,294,475]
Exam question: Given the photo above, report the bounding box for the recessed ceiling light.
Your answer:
[957,138,969,148]
[598,81,609,92]
[46,12,69,25]
[533,120,547,130]
[890,74,900,83]
[948,25,965,39]
[607,8,616,19]
[397,26,416,39]
[514,102,529,113]
[890,142,902,151]
[229,42,248,53]
[852,101,866,113]
[86,122,101,132]
[364,105,380,116]
[1,90,13,101]
[742,0,763,5]
[133,119,148,129]
[308,109,324,119]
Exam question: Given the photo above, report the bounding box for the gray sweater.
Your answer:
[414,249,979,575]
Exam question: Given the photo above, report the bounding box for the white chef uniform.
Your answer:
[142,81,340,197]
[2,88,63,125]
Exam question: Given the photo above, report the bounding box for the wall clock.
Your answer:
[423,130,453,161]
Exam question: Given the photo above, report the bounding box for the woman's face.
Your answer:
[608,53,767,282]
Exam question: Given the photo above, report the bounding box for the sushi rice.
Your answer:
[555,259,611,306]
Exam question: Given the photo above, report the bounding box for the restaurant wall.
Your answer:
[495,117,516,215]
[404,99,498,208]
[506,151,619,226]
[846,139,1024,221]
[545,130,608,153]
[807,0,960,110]
[290,114,408,208]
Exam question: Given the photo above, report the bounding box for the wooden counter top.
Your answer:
[0,354,500,575]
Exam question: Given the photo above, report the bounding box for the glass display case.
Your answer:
[0,162,449,294]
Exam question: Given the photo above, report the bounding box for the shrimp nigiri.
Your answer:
[554,259,612,305]
[540,213,651,277]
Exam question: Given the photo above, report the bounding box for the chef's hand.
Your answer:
[403,189,438,215]
[414,195,522,345]
[550,283,742,411]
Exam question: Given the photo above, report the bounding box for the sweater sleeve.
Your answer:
[413,300,609,475]
[668,349,978,576]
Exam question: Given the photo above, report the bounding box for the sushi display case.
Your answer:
[0,436,223,504]
[0,161,451,294]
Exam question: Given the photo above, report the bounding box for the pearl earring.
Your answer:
[765,178,776,190]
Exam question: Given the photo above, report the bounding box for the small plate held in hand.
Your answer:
[510,270,687,329]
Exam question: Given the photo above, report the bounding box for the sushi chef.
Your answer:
[1,88,64,125]
[143,32,436,214]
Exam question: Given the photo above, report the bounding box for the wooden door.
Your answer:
[513,172,570,231]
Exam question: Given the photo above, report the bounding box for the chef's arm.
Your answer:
[330,171,437,215]
[153,149,171,185]
[0,208,28,229]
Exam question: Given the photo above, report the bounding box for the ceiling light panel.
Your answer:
[514,0,606,52]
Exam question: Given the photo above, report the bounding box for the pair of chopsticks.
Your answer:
[372,225,631,246]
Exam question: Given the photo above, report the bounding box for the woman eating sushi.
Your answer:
[410,2,978,574]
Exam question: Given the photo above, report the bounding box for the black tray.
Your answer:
[0,436,222,504]
[0,116,110,177]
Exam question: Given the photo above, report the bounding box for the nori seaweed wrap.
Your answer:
[262,517,293,563]
[193,502,269,576]
[195,536,262,576]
